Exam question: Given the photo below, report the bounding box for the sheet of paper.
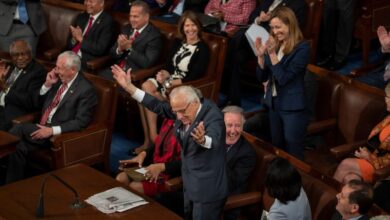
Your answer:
[134,167,147,175]
[245,23,269,55]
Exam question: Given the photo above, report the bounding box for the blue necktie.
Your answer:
[18,0,29,24]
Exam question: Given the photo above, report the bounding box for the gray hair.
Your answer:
[58,51,81,72]
[9,40,32,54]
[222,105,246,124]
[170,85,200,104]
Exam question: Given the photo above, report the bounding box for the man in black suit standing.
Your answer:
[0,0,47,57]
[332,180,373,220]
[0,40,46,131]
[112,65,228,220]
[67,0,115,69]
[98,0,162,81]
[5,51,98,183]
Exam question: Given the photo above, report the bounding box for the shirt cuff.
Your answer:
[116,47,123,55]
[132,88,146,103]
[52,126,61,135]
[39,84,51,95]
[201,135,212,149]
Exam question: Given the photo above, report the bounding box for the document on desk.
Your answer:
[245,23,269,56]
[85,187,148,214]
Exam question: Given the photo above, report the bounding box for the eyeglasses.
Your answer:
[10,51,29,58]
[172,102,192,115]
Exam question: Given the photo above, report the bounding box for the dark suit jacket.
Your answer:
[39,74,97,133]
[226,137,256,194]
[67,11,115,65]
[0,0,46,35]
[142,94,229,202]
[248,0,307,30]
[331,211,369,220]
[165,39,210,82]
[256,41,310,111]
[2,60,46,128]
[110,23,162,71]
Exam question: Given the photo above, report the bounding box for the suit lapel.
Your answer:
[132,24,150,45]
[88,12,104,37]
[55,74,80,111]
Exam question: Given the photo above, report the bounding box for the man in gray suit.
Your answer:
[112,65,228,220]
[98,0,162,81]
[0,0,47,56]
[5,51,98,183]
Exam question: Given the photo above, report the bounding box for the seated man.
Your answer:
[5,51,98,183]
[0,40,46,131]
[67,0,115,70]
[98,0,162,81]
[155,105,257,219]
[356,26,390,89]
[332,179,374,220]
[116,118,182,197]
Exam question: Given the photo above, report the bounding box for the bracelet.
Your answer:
[164,77,173,89]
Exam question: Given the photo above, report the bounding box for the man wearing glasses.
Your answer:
[112,64,228,220]
[0,40,46,131]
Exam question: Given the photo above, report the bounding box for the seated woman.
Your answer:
[204,0,256,36]
[265,157,312,220]
[334,83,390,184]
[116,118,182,197]
[136,10,210,153]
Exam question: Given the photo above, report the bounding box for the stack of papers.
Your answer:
[245,23,269,56]
[85,187,148,214]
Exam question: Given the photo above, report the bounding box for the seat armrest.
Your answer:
[43,47,63,61]
[131,64,164,82]
[165,176,183,192]
[12,112,40,124]
[330,140,366,159]
[306,118,337,136]
[86,56,113,72]
[349,61,384,78]
[50,123,106,146]
[224,192,262,211]
[374,165,390,181]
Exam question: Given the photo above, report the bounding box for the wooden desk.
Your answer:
[0,164,182,220]
[0,131,19,158]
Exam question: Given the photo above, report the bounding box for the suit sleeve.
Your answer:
[182,41,210,82]
[80,14,115,56]
[127,29,163,68]
[268,41,310,86]
[227,141,256,193]
[141,92,176,119]
[60,84,98,133]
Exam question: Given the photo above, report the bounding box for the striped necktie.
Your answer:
[40,83,68,125]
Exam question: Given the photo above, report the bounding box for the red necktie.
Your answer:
[72,16,94,53]
[40,83,68,125]
[118,30,140,69]
[169,0,181,13]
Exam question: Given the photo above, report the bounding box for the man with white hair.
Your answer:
[112,64,228,220]
[6,51,98,183]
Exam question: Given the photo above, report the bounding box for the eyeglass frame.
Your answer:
[172,101,192,115]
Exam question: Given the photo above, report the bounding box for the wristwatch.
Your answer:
[164,78,172,89]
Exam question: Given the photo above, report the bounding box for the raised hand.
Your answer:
[44,68,59,87]
[117,34,133,52]
[191,121,206,145]
[266,35,277,55]
[378,26,390,52]
[255,37,267,57]
[0,61,10,78]
[70,26,83,43]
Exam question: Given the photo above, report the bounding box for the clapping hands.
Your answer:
[378,26,390,53]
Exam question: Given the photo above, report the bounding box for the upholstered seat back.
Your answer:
[39,0,84,57]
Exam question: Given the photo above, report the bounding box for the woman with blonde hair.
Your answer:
[255,6,310,159]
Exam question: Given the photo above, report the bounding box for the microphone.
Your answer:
[36,173,85,218]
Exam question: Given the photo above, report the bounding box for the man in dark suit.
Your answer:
[67,0,115,70]
[99,0,162,81]
[0,40,46,131]
[154,0,209,24]
[0,0,47,57]
[112,65,228,220]
[5,51,98,183]
[332,180,373,220]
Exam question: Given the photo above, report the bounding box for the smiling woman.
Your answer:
[134,11,211,153]
[255,7,310,160]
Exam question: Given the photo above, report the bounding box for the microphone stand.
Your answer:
[36,173,85,218]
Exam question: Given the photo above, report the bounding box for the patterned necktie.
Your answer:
[40,83,68,125]
[72,16,94,53]
[118,30,140,69]
[18,0,29,24]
